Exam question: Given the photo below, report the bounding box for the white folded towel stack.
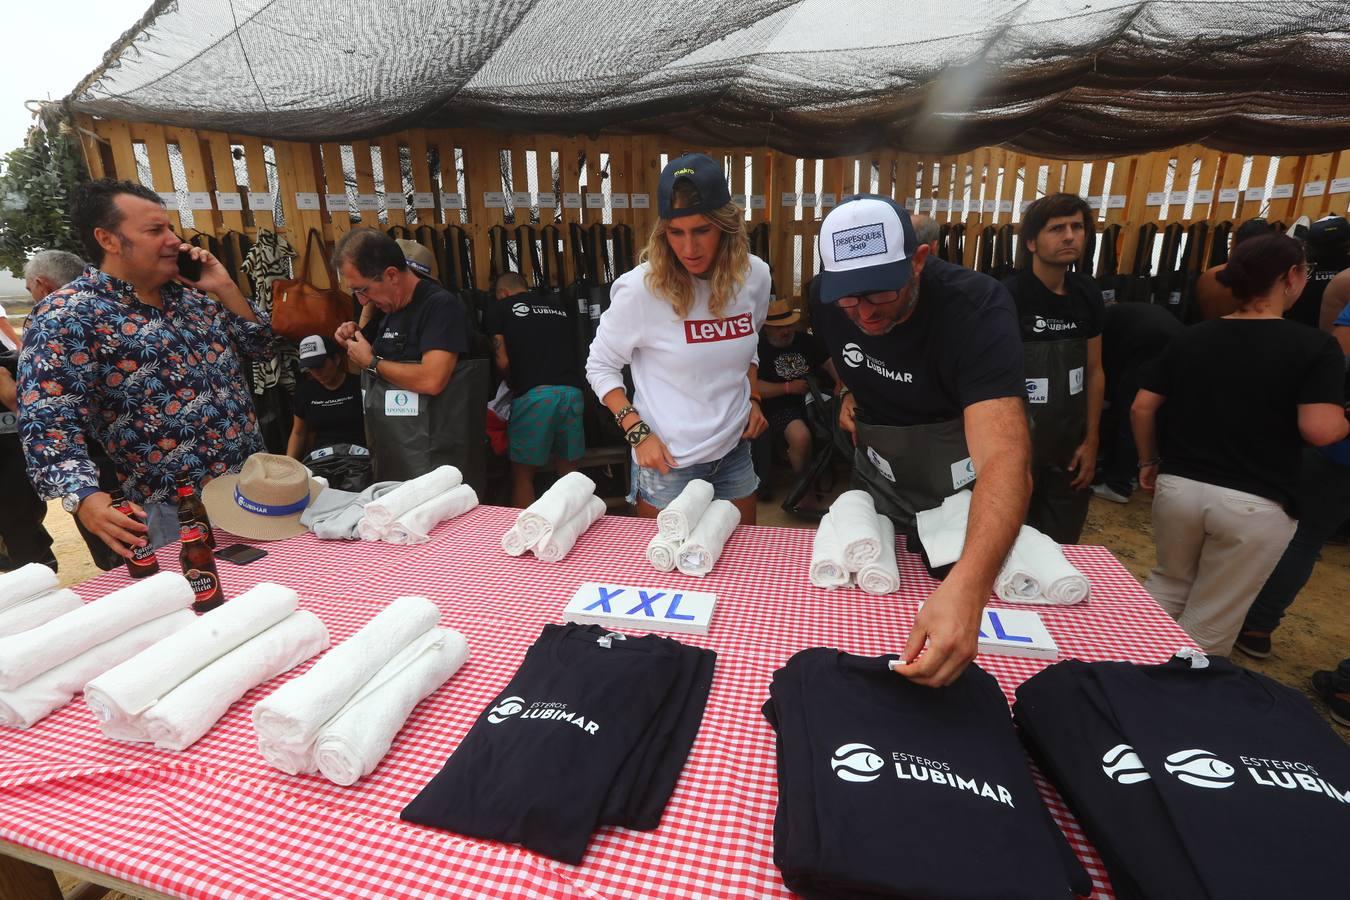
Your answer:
[858,516,901,596]
[657,479,714,543]
[500,525,529,557]
[0,588,84,638]
[646,532,681,573]
[676,500,741,577]
[0,610,196,729]
[313,628,468,786]
[361,466,463,534]
[0,571,194,692]
[534,495,606,563]
[0,563,59,615]
[915,489,973,568]
[384,484,480,545]
[830,491,883,570]
[809,514,852,590]
[514,471,597,547]
[995,525,1090,606]
[84,582,302,742]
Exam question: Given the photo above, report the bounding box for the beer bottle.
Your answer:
[180,526,224,613]
[110,490,159,578]
[175,473,215,548]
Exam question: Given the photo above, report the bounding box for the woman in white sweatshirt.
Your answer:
[587,153,771,523]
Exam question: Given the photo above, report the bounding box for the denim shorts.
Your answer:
[632,440,760,509]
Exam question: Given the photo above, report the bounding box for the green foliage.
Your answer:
[0,114,88,279]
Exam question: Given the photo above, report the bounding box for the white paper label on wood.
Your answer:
[412,191,435,208]
[1219,188,1241,203]
[187,192,213,210]
[731,193,747,206]
[936,199,951,211]
[157,191,179,206]
[1330,177,1350,194]
[325,193,348,211]
[781,192,799,206]
[801,193,818,206]
[215,192,243,211]
[295,192,321,210]
[1167,191,1189,204]
[355,194,381,211]
[1107,195,1127,209]
[247,192,272,210]
[631,193,651,209]
[1244,187,1265,201]
[585,193,605,209]
[610,193,630,209]
[1193,190,1214,204]
[1270,183,1295,199]
[749,195,766,210]
[537,192,558,208]
[563,192,583,209]
[982,200,997,213]
[1088,197,1104,210]
[820,193,837,207]
[1303,181,1327,197]
[903,197,916,210]
[1020,200,1033,212]
[1145,192,1166,206]
[483,191,507,209]
[441,192,464,209]
[999,200,1014,213]
[510,191,532,207]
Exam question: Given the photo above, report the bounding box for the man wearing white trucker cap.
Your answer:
[813,194,1031,687]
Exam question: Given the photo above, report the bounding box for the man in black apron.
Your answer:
[812,195,1030,687]
[333,229,486,492]
[1004,193,1106,545]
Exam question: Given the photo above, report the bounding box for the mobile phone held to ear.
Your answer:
[177,248,203,282]
[216,543,266,565]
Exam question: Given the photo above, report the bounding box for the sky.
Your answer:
[0,0,147,295]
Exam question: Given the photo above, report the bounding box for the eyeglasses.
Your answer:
[836,290,902,309]
[351,273,383,299]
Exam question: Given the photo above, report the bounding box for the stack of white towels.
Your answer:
[0,563,83,638]
[0,571,198,729]
[253,595,467,786]
[356,466,480,545]
[809,490,901,595]
[83,583,329,751]
[645,480,742,577]
[914,490,1090,605]
[501,472,606,562]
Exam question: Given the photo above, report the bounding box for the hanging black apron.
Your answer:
[1022,337,1088,468]
[852,413,975,531]
[363,356,490,492]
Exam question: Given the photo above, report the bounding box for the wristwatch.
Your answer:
[366,355,383,377]
[61,492,84,513]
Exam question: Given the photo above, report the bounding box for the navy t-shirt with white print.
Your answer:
[485,289,582,394]
[1003,268,1104,343]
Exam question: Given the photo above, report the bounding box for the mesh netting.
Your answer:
[67,0,1350,156]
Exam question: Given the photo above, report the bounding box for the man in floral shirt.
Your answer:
[18,179,273,558]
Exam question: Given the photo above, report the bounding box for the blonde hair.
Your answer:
[641,182,750,319]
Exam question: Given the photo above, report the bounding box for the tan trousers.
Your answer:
[1145,474,1297,655]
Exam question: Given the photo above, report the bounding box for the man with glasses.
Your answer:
[333,229,481,486]
[812,195,1030,688]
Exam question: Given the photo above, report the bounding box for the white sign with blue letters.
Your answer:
[975,606,1058,659]
[564,582,716,635]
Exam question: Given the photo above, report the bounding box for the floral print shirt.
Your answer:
[18,266,273,503]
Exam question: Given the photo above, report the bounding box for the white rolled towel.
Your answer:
[85,582,299,738]
[253,595,440,771]
[0,589,84,638]
[830,490,883,571]
[384,485,479,545]
[356,518,385,542]
[360,466,463,533]
[676,500,741,577]
[500,525,529,557]
[0,610,195,730]
[534,496,606,563]
[656,479,714,543]
[0,571,193,691]
[142,611,330,751]
[858,515,901,596]
[809,514,852,590]
[647,532,681,573]
[314,628,468,786]
[995,525,1090,606]
[915,489,972,569]
[0,563,59,614]
[516,471,597,547]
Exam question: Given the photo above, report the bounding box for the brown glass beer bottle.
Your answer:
[175,473,215,548]
[180,526,224,612]
[110,489,159,578]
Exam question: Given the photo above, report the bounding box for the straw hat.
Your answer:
[765,299,801,326]
[201,453,325,541]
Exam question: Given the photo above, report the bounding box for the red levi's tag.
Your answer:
[684,313,754,344]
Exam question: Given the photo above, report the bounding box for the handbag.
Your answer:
[269,228,354,341]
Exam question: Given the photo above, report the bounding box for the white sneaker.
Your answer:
[1092,484,1130,504]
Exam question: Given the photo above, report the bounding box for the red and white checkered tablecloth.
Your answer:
[0,506,1192,899]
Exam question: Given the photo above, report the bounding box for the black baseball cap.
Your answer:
[658,153,733,219]
[298,334,339,369]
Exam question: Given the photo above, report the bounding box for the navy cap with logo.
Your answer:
[816,194,919,304]
[658,153,733,220]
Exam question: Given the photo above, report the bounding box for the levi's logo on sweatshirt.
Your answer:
[685,313,754,344]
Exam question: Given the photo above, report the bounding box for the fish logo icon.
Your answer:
[831,743,885,783]
[1164,749,1236,789]
[1101,743,1152,784]
[487,695,525,724]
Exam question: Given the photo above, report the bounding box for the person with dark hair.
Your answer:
[332,228,481,487]
[1299,215,1350,329]
[1132,232,1348,655]
[17,178,273,559]
[488,271,585,507]
[911,213,940,256]
[1003,193,1104,544]
[1194,217,1275,321]
[286,333,370,491]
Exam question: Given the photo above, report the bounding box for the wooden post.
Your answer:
[320,142,351,238]
[166,126,222,238]
[132,123,182,232]
[201,130,245,236]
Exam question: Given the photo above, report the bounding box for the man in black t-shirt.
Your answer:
[1004,193,1106,544]
[756,300,837,510]
[812,194,1029,688]
[488,272,585,507]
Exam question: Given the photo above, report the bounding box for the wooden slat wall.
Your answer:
[74,114,1350,300]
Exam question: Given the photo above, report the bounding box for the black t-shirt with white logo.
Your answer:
[811,258,1026,426]
[363,278,470,363]
[1015,657,1350,900]
[757,330,830,420]
[485,290,581,394]
[765,648,1090,899]
[1003,268,1104,343]
[293,373,365,451]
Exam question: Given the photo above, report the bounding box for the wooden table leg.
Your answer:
[0,850,64,900]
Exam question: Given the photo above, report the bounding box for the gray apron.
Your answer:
[1022,337,1088,467]
[363,356,489,493]
[853,412,975,531]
